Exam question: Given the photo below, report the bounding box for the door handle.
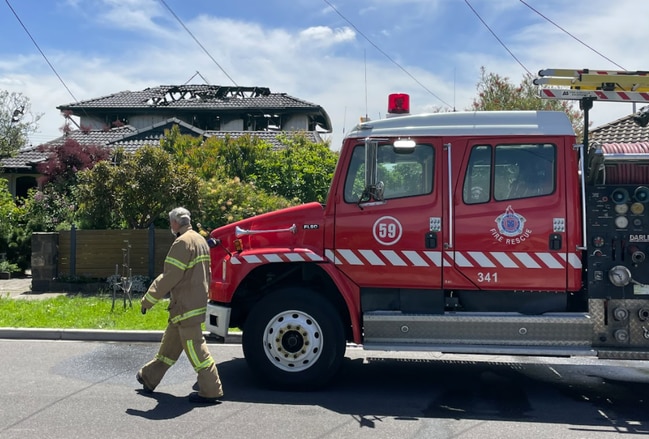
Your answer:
[549,233,562,250]
[425,232,437,249]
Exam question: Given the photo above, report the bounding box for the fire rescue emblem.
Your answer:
[495,205,526,237]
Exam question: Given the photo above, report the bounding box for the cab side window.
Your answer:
[495,144,555,201]
[463,143,556,204]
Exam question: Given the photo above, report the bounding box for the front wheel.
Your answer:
[242,288,345,390]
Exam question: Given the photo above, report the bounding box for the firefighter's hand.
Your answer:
[141,304,147,315]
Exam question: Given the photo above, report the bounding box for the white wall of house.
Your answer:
[284,114,308,131]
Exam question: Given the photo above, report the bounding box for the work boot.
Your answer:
[188,392,221,404]
[136,372,154,394]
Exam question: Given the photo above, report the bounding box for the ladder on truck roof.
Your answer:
[536,68,649,93]
[536,68,649,148]
[537,68,649,237]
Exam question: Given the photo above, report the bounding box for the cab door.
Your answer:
[451,138,570,291]
[332,138,443,290]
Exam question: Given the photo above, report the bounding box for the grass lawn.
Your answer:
[0,294,170,330]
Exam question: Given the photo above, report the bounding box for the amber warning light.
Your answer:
[387,93,410,117]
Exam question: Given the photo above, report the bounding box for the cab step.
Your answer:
[363,311,592,347]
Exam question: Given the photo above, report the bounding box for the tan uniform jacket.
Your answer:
[142,224,211,326]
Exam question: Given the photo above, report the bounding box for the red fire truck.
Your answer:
[205,69,649,389]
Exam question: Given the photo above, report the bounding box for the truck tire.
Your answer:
[242,287,345,390]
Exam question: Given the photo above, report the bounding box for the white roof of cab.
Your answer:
[344,111,575,139]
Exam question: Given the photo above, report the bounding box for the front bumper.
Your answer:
[205,302,232,339]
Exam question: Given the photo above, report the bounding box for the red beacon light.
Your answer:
[387,93,410,117]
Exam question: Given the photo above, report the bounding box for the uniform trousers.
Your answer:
[138,320,223,398]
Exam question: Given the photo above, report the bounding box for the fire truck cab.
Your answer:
[206,78,649,389]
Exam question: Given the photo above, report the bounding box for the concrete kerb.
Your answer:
[0,327,243,343]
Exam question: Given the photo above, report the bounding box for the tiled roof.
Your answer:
[57,85,323,112]
[0,126,137,171]
[590,109,649,144]
[43,125,137,148]
[0,147,48,170]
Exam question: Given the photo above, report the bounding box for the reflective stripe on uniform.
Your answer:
[155,353,176,366]
[188,254,210,268]
[170,307,207,324]
[166,254,209,271]
[165,256,188,270]
[186,339,215,372]
[144,292,160,304]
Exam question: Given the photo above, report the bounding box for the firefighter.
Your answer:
[136,207,223,404]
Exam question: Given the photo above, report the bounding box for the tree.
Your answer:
[471,67,584,139]
[195,177,296,231]
[160,125,272,181]
[253,133,339,203]
[0,90,41,158]
[37,138,111,189]
[75,161,121,229]
[76,146,202,229]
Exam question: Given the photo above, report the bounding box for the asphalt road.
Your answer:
[1,340,649,439]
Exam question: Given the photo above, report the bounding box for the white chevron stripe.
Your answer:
[306,252,324,261]
[230,257,241,264]
[402,250,429,267]
[338,249,363,265]
[381,250,407,266]
[561,252,583,269]
[359,249,386,265]
[325,249,341,264]
[243,255,262,263]
[536,252,563,269]
[490,252,519,268]
[285,253,306,262]
[513,252,541,268]
[423,251,445,267]
[468,251,496,268]
[450,251,474,267]
[263,254,282,263]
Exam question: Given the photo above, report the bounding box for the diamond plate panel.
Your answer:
[590,298,649,348]
[363,312,592,346]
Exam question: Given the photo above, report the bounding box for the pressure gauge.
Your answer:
[631,202,645,215]
[592,236,605,248]
[615,203,629,214]
[615,216,629,229]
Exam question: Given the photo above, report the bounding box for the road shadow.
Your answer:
[214,355,649,434]
[126,389,220,420]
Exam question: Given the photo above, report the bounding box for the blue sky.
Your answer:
[1,0,648,149]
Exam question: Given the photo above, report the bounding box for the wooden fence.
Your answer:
[58,228,175,279]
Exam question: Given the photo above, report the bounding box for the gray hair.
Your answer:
[169,207,191,226]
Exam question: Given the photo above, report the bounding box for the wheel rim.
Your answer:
[262,309,324,372]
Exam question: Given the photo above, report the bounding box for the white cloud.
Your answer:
[299,26,356,46]
[3,0,649,149]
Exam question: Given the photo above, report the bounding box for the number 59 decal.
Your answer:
[373,216,403,246]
